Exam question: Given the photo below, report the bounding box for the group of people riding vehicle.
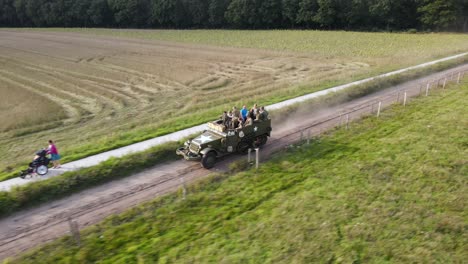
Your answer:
[220,104,269,130]
[176,103,272,168]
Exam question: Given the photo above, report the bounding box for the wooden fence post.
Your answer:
[443,78,447,89]
[377,102,382,117]
[403,91,407,107]
[255,148,260,169]
[307,130,311,145]
[68,218,81,246]
[457,72,461,84]
[426,83,430,96]
[346,114,349,130]
[180,177,186,200]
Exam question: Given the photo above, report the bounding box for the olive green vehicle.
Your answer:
[176,118,272,169]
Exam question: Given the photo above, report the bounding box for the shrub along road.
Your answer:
[0,63,466,260]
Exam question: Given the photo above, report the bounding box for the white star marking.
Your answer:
[196,134,214,144]
[254,126,258,132]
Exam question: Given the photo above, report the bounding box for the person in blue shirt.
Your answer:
[240,105,248,122]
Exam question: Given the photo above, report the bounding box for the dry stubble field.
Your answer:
[0,29,467,178]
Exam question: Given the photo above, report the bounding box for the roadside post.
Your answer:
[180,177,187,200]
[68,218,81,246]
[403,91,407,107]
[255,148,259,170]
[377,102,382,117]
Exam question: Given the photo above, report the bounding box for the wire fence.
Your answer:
[254,67,468,163]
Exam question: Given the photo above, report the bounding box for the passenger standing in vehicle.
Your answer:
[237,117,244,129]
[245,116,253,126]
[261,106,269,120]
[258,109,265,121]
[255,111,261,121]
[47,140,61,169]
[240,105,248,122]
[232,117,240,129]
[232,106,240,119]
[248,108,256,120]
[227,110,233,127]
[221,111,228,125]
[258,107,268,121]
[252,103,259,116]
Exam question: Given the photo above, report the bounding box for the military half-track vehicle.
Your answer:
[176,118,272,169]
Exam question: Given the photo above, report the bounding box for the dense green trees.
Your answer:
[225,0,282,28]
[108,0,150,27]
[0,0,466,31]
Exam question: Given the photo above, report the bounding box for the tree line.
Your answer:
[0,0,467,31]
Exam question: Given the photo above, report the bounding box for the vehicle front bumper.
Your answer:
[176,147,201,161]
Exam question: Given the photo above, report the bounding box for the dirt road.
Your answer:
[0,64,466,260]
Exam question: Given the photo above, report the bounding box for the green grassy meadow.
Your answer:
[1,29,467,182]
[11,80,467,263]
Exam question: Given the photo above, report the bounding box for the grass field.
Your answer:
[11,81,467,263]
[1,29,467,180]
[36,29,468,64]
[0,82,65,131]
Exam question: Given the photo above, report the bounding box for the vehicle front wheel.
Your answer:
[201,151,217,169]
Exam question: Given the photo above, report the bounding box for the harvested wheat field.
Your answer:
[0,29,467,179]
